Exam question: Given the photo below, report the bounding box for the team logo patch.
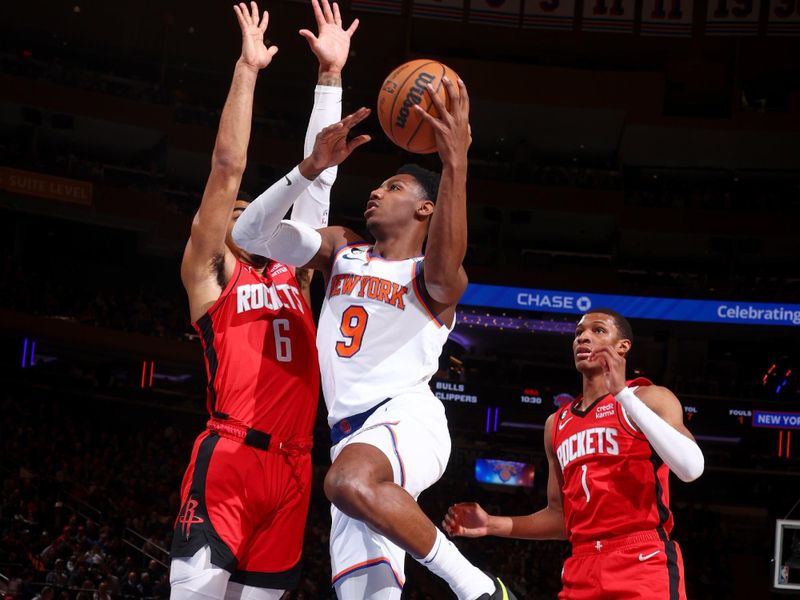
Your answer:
[340,419,351,435]
[177,496,204,539]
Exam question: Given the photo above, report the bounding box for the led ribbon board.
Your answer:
[460,284,800,327]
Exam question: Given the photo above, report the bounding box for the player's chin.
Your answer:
[575,358,597,373]
[364,214,382,233]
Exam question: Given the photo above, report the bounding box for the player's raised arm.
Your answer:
[291,0,359,229]
[443,415,568,541]
[414,77,471,306]
[590,347,705,482]
[181,3,277,302]
[231,109,371,274]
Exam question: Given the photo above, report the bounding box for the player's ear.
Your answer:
[416,199,434,219]
[617,338,631,357]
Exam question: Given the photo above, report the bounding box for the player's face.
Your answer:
[364,174,432,232]
[227,200,267,266]
[572,313,627,373]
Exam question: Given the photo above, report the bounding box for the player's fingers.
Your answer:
[266,45,279,59]
[259,10,269,32]
[316,122,344,145]
[457,77,470,114]
[298,29,318,44]
[332,1,343,25]
[237,3,249,27]
[413,104,444,131]
[310,0,325,26]
[233,4,247,29]
[320,0,335,22]
[440,75,458,106]
[341,107,371,128]
[347,134,371,153]
[245,2,256,26]
[346,17,359,36]
[424,83,450,122]
[250,1,259,24]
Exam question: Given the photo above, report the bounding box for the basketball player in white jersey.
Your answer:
[232,79,514,599]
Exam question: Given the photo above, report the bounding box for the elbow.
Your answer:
[211,152,246,177]
[676,451,705,483]
[680,463,705,483]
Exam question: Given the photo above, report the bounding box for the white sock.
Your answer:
[414,529,495,600]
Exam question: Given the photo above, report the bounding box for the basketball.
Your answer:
[377,59,460,154]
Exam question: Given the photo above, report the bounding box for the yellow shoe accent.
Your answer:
[496,578,509,600]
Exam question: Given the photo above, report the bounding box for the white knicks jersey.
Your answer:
[317,243,453,426]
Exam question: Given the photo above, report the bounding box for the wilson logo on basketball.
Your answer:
[395,72,437,129]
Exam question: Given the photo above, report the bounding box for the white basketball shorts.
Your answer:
[328,391,451,588]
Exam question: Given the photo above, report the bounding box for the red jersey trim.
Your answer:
[551,407,568,451]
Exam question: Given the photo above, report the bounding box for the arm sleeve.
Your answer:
[290,85,342,228]
[615,387,705,482]
[232,165,315,256]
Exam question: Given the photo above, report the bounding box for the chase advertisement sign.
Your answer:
[460,284,800,327]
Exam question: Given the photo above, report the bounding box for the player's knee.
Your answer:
[324,467,376,517]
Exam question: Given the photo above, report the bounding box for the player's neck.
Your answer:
[579,373,611,410]
[239,252,269,274]
[371,235,423,261]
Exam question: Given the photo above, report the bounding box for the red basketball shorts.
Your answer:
[170,430,312,589]
[559,530,687,600]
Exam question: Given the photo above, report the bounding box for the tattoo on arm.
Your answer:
[318,72,342,87]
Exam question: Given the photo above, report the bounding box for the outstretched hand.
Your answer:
[299,0,358,75]
[300,107,371,178]
[415,77,471,166]
[442,502,490,538]
[234,1,278,71]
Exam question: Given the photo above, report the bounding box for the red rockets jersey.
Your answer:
[192,260,319,440]
[551,378,674,544]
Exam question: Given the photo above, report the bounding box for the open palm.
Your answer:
[234,1,278,71]
[299,0,358,73]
